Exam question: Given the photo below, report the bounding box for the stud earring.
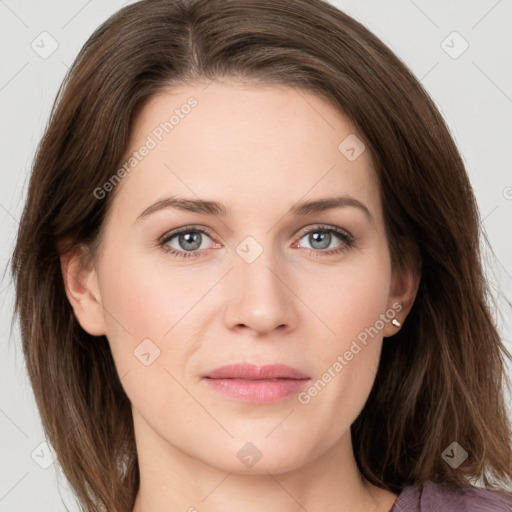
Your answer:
[392,318,401,328]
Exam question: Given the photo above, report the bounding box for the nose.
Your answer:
[222,245,298,336]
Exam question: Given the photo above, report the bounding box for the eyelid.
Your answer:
[158,224,218,244]
[294,223,354,244]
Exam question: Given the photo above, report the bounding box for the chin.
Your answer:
[196,436,317,475]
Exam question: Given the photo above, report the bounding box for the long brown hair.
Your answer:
[10,0,512,510]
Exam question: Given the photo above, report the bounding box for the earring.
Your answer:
[392,318,401,328]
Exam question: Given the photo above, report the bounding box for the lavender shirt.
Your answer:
[390,481,512,511]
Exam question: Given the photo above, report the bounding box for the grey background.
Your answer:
[1,0,511,510]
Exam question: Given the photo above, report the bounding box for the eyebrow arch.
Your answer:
[290,196,374,224]
[136,196,226,221]
[136,195,374,224]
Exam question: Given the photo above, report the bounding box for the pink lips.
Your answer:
[201,363,310,403]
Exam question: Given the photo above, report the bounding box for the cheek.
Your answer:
[295,249,391,425]
[98,248,199,339]
[95,254,199,415]
[308,271,388,392]
[94,249,176,376]
[306,254,391,354]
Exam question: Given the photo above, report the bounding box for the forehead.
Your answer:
[107,80,380,225]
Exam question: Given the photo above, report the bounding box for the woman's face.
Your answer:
[70,79,413,474]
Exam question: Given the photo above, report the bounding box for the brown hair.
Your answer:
[10,0,512,510]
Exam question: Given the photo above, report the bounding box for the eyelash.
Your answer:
[158,224,355,260]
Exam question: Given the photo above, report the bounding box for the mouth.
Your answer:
[201,363,311,403]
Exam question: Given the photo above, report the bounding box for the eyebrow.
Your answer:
[136,195,374,224]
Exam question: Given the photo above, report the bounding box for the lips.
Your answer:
[202,363,310,380]
[201,363,310,403]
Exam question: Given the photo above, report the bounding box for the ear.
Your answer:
[383,259,421,338]
[58,238,107,336]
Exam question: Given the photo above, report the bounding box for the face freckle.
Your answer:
[92,79,401,477]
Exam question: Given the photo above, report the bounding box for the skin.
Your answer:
[61,79,419,512]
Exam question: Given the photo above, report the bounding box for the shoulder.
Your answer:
[391,481,512,512]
